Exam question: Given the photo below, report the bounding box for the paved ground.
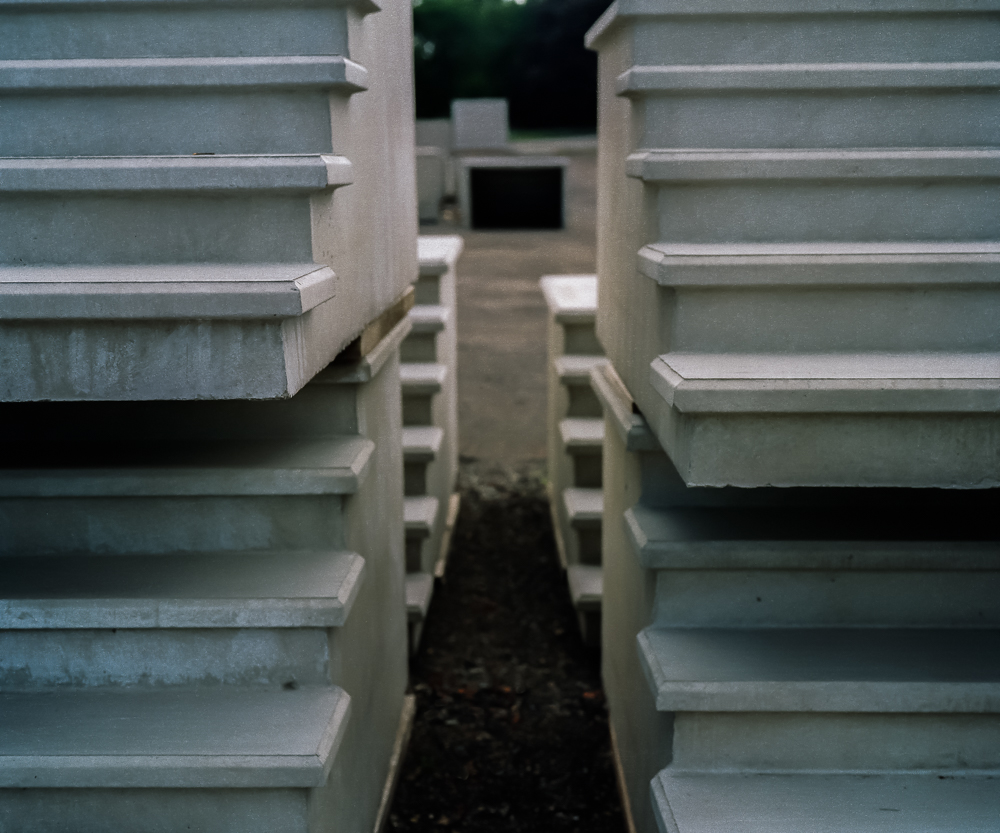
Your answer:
[423,146,597,466]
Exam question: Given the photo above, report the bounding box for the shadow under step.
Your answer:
[567,564,602,613]
[404,495,440,539]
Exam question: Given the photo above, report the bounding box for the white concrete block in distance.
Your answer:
[451,98,508,150]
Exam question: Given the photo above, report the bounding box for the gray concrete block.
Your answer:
[451,98,508,151]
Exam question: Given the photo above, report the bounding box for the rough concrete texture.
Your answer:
[433,146,597,465]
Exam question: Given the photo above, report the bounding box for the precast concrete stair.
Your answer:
[559,417,604,491]
[0,0,377,158]
[651,771,1000,833]
[0,550,365,630]
[0,436,373,555]
[0,57,367,156]
[629,149,1000,246]
[403,425,444,497]
[0,688,352,831]
[401,362,447,427]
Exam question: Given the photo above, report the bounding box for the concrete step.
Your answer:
[567,564,602,613]
[629,148,999,245]
[555,354,608,386]
[639,241,1000,353]
[540,274,597,323]
[0,0,378,62]
[0,262,354,400]
[403,426,444,464]
[416,235,463,305]
[626,503,1000,627]
[558,418,604,453]
[407,304,449,334]
[0,686,350,788]
[0,56,367,157]
[400,362,447,395]
[0,155,351,266]
[563,487,603,530]
[652,770,1000,833]
[587,3,998,67]
[0,550,364,629]
[405,572,434,623]
[638,627,1000,713]
[404,496,439,538]
[647,351,1000,488]
[618,63,999,149]
[0,436,373,555]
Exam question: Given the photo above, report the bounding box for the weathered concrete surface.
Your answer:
[437,146,597,465]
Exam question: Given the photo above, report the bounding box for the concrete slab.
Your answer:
[564,487,604,528]
[0,687,350,788]
[652,770,1000,833]
[639,627,1000,713]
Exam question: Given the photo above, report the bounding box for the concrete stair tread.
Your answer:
[639,626,1000,713]
[0,435,375,497]
[408,305,449,333]
[0,55,368,92]
[563,487,603,527]
[0,686,350,788]
[400,362,447,394]
[652,770,1000,833]
[406,572,434,621]
[404,495,439,536]
[652,352,1000,414]
[625,504,1000,570]
[417,235,464,277]
[0,550,364,629]
[559,417,605,450]
[0,154,353,193]
[567,565,603,612]
[402,425,444,463]
[555,354,608,385]
[628,147,1000,182]
[639,241,1000,287]
[0,262,336,320]
[619,61,1000,95]
[540,274,597,322]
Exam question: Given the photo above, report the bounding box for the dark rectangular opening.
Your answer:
[469,167,563,229]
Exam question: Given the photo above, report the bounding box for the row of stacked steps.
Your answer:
[587,0,1000,488]
[0,0,419,828]
[541,275,608,645]
[594,361,1000,833]
[400,236,464,651]
[585,1,1000,832]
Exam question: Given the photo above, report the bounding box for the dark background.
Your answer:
[412,0,613,132]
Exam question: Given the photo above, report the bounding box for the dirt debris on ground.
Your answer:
[389,461,626,833]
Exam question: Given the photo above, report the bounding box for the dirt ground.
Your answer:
[388,463,626,833]
[434,146,598,465]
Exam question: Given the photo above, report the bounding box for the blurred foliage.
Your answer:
[412,0,612,131]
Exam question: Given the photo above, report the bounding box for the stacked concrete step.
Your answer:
[0,0,418,828]
[586,2,1000,832]
[586,0,1000,488]
[400,236,463,650]
[541,276,609,645]
[592,361,1000,833]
